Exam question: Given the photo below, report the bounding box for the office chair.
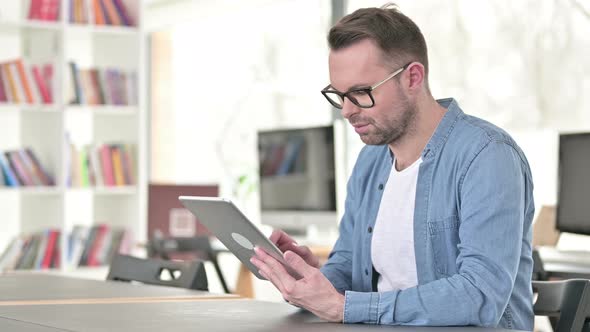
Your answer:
[147,234,231,293]
[532,279,590,332]
[107,254,208,291]
[532,248,549,281]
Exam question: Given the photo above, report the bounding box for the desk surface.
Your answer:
[537,246,590,279]
[0,274,235,304]
[0,317,68,331]
[0,299,523,332]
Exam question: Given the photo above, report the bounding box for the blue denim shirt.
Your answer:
[321,98,534,330]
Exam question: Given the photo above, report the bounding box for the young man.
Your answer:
[251,4,534,330]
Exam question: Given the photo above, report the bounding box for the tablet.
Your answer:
[178,196,302,280]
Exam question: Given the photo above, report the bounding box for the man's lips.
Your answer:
[352,123,370,134]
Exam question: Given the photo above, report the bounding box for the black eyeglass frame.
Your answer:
[321,62,412,109]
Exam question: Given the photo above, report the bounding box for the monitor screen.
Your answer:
[257,125,337,233]
[556,133,590,235]
[258,125,336,211]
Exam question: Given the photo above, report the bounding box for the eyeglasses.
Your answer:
[321,62,411,109]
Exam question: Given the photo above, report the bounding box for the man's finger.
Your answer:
[254,247,296,286]
[270,229,295,247]
[269,229,284,244]
[251,255,288,293]
[284,250,316,278]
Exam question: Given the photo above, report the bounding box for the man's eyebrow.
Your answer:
[347,83,371,90]
[328,83,371,93]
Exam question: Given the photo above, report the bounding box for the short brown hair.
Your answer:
[328,3,429,77]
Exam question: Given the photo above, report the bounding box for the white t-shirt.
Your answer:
[371,157,422,292]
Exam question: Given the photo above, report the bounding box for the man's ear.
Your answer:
[406,62,425,93]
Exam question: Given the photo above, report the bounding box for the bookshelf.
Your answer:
[0,0,146,272]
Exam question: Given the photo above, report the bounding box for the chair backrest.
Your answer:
[149,235,214,261]
[533,279,590,332]
[148,235,231,294]
[107,254,208,291]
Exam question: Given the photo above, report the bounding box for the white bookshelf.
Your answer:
[0,0,147,272]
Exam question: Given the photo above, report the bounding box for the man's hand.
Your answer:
[250,247,344,323]
[269,229,320,269]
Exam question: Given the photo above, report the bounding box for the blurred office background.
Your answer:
[1,1,589,325]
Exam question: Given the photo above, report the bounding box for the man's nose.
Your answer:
[340,99,360,120]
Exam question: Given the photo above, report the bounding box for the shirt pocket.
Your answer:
[427,215,460,277]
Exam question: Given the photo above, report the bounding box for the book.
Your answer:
[24,62,43,104]
[0,151,20,186]
[100,144,115,186]
[0,237,24,271]
[120,144,134,185]
[18,149,43,186]
[28,0,43,20]
[41,230,59,269]
[112,0,133,26]
[79,147,89,187]
[8,63,26,104]
[69,62,84,104]
[14,59,34,104]
[68,225,90,267]
[0,65,12,102]
[92,0,106,25]
[2,63,20,103]
[0,158,5,186]
[33,230,49,269]
[276,136,305,175]
[0,68,7,102]
[7,151,35,186]
[111,145,125,186]
[98,0,112,25]
[25,148,55,186]
[87,224,109,266]
[42,63,54,103]
[102,0,122,26]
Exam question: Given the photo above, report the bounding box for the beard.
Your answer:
[355,93,417,146]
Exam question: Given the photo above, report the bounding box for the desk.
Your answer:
[0,317,70,331]
[537,246,590,279]
[0,299,524,332]
[0,274,236,305]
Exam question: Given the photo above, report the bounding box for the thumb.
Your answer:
[284,250,315,278]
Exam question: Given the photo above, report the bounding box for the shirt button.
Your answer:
[365,269,369,276]
[368,226,373,233]
[378,184,384,190]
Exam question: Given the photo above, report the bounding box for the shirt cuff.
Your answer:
[343,291,380,324]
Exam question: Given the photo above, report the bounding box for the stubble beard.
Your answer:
[359,95,417,146]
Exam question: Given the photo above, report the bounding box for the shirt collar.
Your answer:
[421,98,463,159]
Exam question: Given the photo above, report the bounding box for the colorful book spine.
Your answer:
[111,146,125,186]
[112,0,133,26]
[14,59,34,104]
[0,151,20,186]
[102,0,122,26]
[25,148,55,186]
[100,144,115,186]
[7,151,34,186]
[2,63,19,103]
[0,68,7,102]
[41,230,59,269]
[31,65,51,104]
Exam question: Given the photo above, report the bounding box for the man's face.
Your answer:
[328,39,416,146]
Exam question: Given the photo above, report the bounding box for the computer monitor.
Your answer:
[257,125,338,235]
[556,133,590,235]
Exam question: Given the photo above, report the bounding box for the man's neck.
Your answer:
[389,97,447,171]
